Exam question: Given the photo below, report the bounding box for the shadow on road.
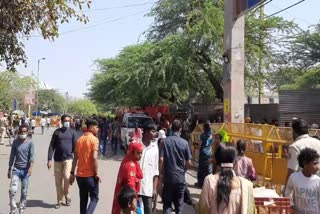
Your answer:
[27,200,55,209]
[99,152,124,162]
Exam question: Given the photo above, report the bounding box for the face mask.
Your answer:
[19,134,28,140]
[63,122,70,128]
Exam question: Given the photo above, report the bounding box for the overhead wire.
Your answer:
[27,8,151,37]
[269,2,311,25]
[78,1,157,12]
[265,0,307,19]
[60,9,151,35]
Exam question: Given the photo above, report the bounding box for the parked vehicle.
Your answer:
[120,113,152,151]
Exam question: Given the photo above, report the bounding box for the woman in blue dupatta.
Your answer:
[196,121,213,188]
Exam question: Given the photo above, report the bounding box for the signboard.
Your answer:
[224,98,230,114]
[235,0,264,17]
[24,90,36,106]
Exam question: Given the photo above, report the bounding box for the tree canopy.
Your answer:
[268,25,320,90]
[0,0,91,69]
[0,71,35,111]
[38,89,65,113]
[68,99,97,116]
[88,0,306,108]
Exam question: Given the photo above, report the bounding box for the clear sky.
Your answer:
[17,0,319,98]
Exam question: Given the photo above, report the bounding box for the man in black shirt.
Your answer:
[47,114,77,209]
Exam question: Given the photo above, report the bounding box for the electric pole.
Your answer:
[223,0,245,123]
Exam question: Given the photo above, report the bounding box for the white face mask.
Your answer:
[19,134,28,140]
[63,122,70,128]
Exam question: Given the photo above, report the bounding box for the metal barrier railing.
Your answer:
[191,123,319,189]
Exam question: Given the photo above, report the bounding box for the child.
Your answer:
[285,147,320,213]
[118,186,138,214]
[234,140,257,181]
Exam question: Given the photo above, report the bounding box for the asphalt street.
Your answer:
[0,128,197,214]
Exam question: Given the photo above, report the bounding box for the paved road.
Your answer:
[0,128,197,214]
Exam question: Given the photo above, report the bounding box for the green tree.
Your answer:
[0,71,35,111]
[288,25,320,68]
[267,24,320,90]
[89,0,297,107]
[147,0,296,99]
[68,99,97,116]
[89,39,217,107]
[38,89,65,113]
[148,0,225,99]
[281,68,320,90]
[0,0,91,69]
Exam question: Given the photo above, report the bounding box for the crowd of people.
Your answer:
[4,112,320,214]
[0,113,51,145]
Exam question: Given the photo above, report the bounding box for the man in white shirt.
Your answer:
[139,123,159,214]
[0,113,8,144]
[25,117,30,126]
[286,118,320,183]
[46,117,51,129]
[30,118,36,134]
[40,116,46,134]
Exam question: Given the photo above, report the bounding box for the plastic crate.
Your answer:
[255,197,291,214]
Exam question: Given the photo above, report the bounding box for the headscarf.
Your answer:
[128,141,143,153]
[126,141,143,180]
[112,141,144,214]
[158,129,166,139]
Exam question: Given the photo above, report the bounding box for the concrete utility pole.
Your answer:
[222,0,245,123]
[36,57,46,117]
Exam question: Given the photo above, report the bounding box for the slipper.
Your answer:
[65,197,72,206]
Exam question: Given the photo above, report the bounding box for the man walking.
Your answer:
[46,117,51,130]
[139,123,159,214]
[111,117,121,155]
[99,117,108,156]
[160,120,192,214]
[69,119,100,214]
[8,124,34,214]
[40,116,46,135]
[0,113,8,144]
[30,117,36,134]
[47,114,76,209]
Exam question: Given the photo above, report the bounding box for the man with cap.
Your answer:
[112,142,144,214]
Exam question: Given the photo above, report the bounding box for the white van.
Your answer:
[120,113,153,150]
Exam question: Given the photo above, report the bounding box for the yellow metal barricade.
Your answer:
[191,123,294,189]
[221,123,291,188]
[191,123,224,163]
[191,123,320,189]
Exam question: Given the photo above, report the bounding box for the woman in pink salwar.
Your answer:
[198,144,255,214]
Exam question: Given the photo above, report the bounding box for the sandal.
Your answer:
[55,203,61,209]
[65,197,72,206]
